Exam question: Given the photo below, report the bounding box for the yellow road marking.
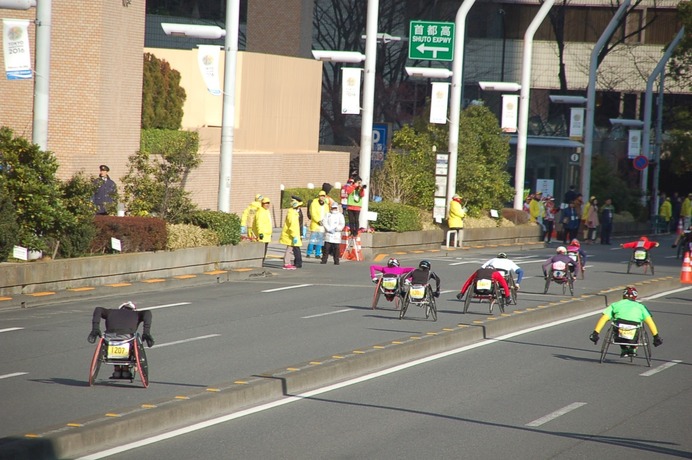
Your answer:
[391,341,403,344]
[234,380,248,385]
[67,423,83,427]
[106,283,131,288]
[286,367,300,371]
[105,413,121,417]
[175,396,189,400]
[373,253,387,262]
[142,404,157,408]
[0,297,12,301]
[142,279,166,283]
[309,361,322,365]
[67,287,95,292]
[353,350,365,354]
[174,275,197,279]
[28,292,55,297]
[204,270,227,275]
[332,355,345,359]
[206,388,220,392]
[233,268,253,272]
[25,434,41,438]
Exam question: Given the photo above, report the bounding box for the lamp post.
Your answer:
[161,0,239,213]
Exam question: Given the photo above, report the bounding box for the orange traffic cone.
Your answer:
[352,235,363,261]
[339,228,350,257]
[681,252,692,284]
[677,218,684,236]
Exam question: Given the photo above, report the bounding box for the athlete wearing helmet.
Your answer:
[589,286,662,357]
[482,252,524,286]
[457,264,511,301]
[621,236,659,251]
[88,301,155,379]
[566,239,587,276]
[404,260,441,297]
[369,258,415,282]
[542,247,575,278]
[388,258,400,268]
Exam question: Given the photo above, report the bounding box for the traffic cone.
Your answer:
[339,228,350,257]
[677,218,684,236]
[681,252,692,284]
[353,235,363,261]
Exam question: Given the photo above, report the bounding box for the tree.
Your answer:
[142,53,187,130]
[374,105,513,216]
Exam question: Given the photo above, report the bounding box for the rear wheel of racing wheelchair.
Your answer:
[134,334,149,388]
[399,292,410,320]
[543,275,552,295]
[599,325,651,367]
[371,278,382,309]
[88,337,106,386]
[506,274,518,306]
[489,284,505,314]
[424,289,438,322]
[463,289,472,314]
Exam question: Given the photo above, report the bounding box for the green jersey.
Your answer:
[601,299,651,323]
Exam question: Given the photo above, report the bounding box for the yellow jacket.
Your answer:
[681,197,691,218]
[241,200,261,237]
[659,200,672,222]
[252,206,273,243]
[448,199,466,229]
[309,199,330,232]
[529,199,542,222]
[279,208,302,246]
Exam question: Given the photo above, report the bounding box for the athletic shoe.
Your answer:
[111,370,122,379]
[315,254,322,259]
[282,264,296,270]
[456,292,463,301]
[122,370,133,379]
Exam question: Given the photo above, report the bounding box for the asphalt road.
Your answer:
[0,235,688,450]
[98,286,692,460]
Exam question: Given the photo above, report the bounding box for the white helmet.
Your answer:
[119,301,136,311]
[556,246,567,254]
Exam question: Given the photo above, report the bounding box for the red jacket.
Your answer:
[460,269,510,298]
[621,239,659,250]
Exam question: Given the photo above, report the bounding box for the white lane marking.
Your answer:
[0,327,23,333]
[151,334,221,349]
[642,286,692,301]
[640,360,682,377]
[262,284,312,293]
[77,309,606,460]
[0,372,28,380]
[526,402,587,427]
[520,260,548,265]
[302,308,354,319]
[449,260,483,266]
[140,302,191,311]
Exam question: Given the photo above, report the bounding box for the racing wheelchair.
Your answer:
[372,274,404,310]
[543,261,574,296]
[496,269,518,306]
[598,321,652,366]
[88,332,149,388]
[399,282,437,321]
[463,277,506,314]
[567,250,585,279]
[626,248,654,275]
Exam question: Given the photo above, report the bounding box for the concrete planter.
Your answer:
[0,242,264,296]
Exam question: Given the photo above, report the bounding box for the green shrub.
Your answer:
[185,210,240,245]
[91,216,167,253]
[57,173,98,258]
[0,182,19,262]
[369,202,422,232]
[166,223,219,250]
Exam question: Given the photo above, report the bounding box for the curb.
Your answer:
[0,276,681,459]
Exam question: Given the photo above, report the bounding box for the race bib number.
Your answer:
[617,327,637,340]
[568,252,578,262]
[410,285,426,299]
[634,250,647,261]
[382,277,398,290]
[107,342,130,359]
[552,261,566,271]
[476,279,492,290]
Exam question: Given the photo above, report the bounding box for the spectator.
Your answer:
[586,197,599,244]
[543,196,557,243]
[253,197,273,264]
[529,191,543,225]
[600,198,615,245]
[306,190,330,259]
[92,164,117,215]
[280,199,303,270]
[563,185,578,207]
[340,177,354,214]
[671,192,682,233]
[681,193,692,229]
[561,201,580,243]
[240,193,263,239]
[447,193,467,248]
[659,197,672,233]
[344,176,366,235]
[321,202,345,265]
[581,195,594,240]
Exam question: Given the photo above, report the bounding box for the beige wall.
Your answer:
[0,1,144,183]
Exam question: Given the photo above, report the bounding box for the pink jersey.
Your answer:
[369,265,415,279]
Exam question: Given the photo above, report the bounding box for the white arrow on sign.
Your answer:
[416,43,449,59]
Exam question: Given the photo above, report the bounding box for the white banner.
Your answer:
[429,82,450,124]
[628,129,641,159]
[3,19,32,80]
[501,94,519,133]
[341,67,362,115]
[197,45,222,96]
[569,107,584,140]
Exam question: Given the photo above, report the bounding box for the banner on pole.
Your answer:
[501,94,519,133]
[429,82,449,124]
[3,19,32,80]
[628,129,641,159]
[569,107,584,140]
[197,45,222,96]
[341,67,362,115]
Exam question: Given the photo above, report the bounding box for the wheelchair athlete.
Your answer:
[481,252,524,288]
[88,301,155,379]
[457,265,510,301]
[542,246,576,279]
[589,286,663,358]
[403,260,441,298]
[370,257,416,284]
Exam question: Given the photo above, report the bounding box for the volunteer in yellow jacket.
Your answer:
[280,199,303,270]
[253,197,273,264]
[447,194,467,248]
[241,193,263,238]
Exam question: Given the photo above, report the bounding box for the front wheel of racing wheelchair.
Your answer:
[598,321,652,367]
[89,332,149,388]
[400,283,437,321]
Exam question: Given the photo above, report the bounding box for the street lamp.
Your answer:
[161,0,239,214]
[405,67,453,79]
[479,81,521,92]
[311,50,365,64]
[609,118,644,129]
[549,95,587,105]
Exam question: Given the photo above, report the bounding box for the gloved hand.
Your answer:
[87,328,101,344]
[301,226,307,238]
[653,334,663,347]
[372,277,378,284]
[292,237,299,245]
[515,284,520,290]
[240,226,247,235]
[589,331,599,344]
[259,234,264,240]
[433,291,440,298]
[142,333,155,348]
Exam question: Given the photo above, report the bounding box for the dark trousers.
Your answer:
[564,227,579,243]
[321,241,340,264]
[600,223,612,244]
[544,220,554,242]
[347,209,360,235]
[292,246,303,268]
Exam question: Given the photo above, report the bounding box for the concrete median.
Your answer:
[0,276,681,460]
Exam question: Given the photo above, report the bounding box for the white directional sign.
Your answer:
[408,20,455,61]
